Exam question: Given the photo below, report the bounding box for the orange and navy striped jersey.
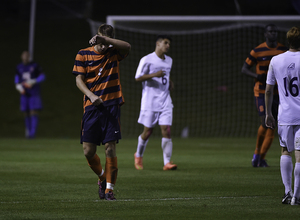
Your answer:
[245,42,287,97]
[72,46,128,112]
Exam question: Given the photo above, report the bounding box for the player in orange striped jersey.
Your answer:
[73,24,131,200]
[242,24,288,167]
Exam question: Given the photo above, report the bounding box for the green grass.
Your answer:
[0,137,298,219]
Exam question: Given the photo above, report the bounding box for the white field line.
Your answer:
[0,196,270,204]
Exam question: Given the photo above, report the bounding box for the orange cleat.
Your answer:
[134,152,143,170]
[163,162,177,171]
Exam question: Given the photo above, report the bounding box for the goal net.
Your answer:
[88,16,300,138]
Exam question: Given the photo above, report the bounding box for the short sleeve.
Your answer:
[72,52,87,76]
[135,57,150,79]
[266,59,276,85]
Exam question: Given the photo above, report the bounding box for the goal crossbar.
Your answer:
[107,15,300,26]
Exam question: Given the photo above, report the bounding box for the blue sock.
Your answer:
[30,115,39,138]
[25,116,31,138]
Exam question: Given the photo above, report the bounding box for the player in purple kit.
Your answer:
[15,51,45,138]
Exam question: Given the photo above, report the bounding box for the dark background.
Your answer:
[1,0,300,22]
[1,0,299,138]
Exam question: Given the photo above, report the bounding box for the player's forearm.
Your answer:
[241,63,257,78]
[136,75,151,82]
[135,73,158,82]
[106,37,131,52]
[36,73,46,83]
[76,75,94,98]
[265,84,274,115]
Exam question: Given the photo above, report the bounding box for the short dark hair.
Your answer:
[156,35,172,42]
[98,24,115,38]
[264,24,277,33]
[287,26,300,49]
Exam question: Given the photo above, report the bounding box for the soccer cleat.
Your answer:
[134,152,143,170]
[291,197,300,205]
[163,162,177,171]
[98,179,106,199]
[259,159,269,167]
[251,154,260,167]
[105,191,116,200]
[282,191,293,204]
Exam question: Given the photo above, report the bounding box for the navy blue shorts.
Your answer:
[81,105,121,145]
[254,94,279,119]
[20,95,42,112]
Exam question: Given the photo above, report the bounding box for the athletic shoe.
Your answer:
[291,197,300,205]
[134,152,143,170]
[98,179,106,199]
[282,191,293,204]
[259,159,269,167]
[252,154,260,167]
[105,191,116,200]
[163,162,177,170]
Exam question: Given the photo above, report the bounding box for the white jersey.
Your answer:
[135,52,173,112]
[267,51,300,125]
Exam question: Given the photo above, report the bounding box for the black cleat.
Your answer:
[98,179,106,199]
[282,191,293,204]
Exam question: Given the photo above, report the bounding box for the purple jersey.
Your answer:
[15,62,44,96]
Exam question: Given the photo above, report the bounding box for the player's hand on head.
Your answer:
[89,35,107,46]
[89,35,99,46]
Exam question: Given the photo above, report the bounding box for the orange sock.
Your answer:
[87,154,106,181]
[105,157,118,194]
[254,125,267,155]
[260,128,275,160]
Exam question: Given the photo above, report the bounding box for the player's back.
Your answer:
[270,51,300,124]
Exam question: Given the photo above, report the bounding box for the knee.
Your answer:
[295,150,300,163]
[83,143,96,159]
[141,128,153,140]
[105,142,116,157]
[161,125,171,138]
[282,147,292,157]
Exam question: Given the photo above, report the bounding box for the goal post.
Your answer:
[88,15,300,138]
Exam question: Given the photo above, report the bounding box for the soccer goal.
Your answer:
[88,15,300,138]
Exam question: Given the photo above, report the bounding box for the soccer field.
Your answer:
[0,137,298,219]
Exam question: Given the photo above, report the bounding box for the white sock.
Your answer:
[107,182,114,191]
[294,163,300,198]
[161,138,173,165]
[98,169,105,179]
[136,135,148,157]
[280,155,293,194]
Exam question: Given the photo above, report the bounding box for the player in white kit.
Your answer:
[134,35,177,171]
[265,26,300,205]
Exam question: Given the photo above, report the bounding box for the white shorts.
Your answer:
[278,125,300,152]
[138,109,173,128]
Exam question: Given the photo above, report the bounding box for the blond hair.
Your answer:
[287,26,300,49]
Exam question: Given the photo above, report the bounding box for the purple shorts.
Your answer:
[20,95,42,112]
[81,104,121,145]
[254,94,279,118]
